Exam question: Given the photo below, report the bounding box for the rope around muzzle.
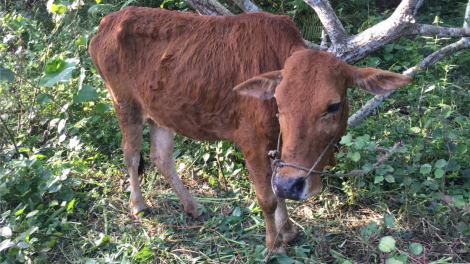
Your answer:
[269,96,350,182]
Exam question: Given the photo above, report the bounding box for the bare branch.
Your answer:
[232,0,260,12]
[406,23,470,38]
[303,39,326,50]
[186,0,232,15]
[348,38,470,128]
[0,114,20,157]
[302,0,349,45]
[348,0,470,128]
[329,0,424,63]
[320,29,328,49]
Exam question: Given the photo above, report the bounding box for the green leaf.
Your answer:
[420,164,432,174]
[384,54,394,61]
[49,182,62,193]
[60,188,74,201]
[58,119,67,134]
[73,85,99,103]
[354,138,365,150]
[51,4,67,14]
[0,226,12,238]
[14,207,25,216]
[0,240,16,252]
[362,162,373,174]
[37,94,53,104]
[42,170,53,179]
[385,258,402,264]
[232,206,242,217]
[385,175,395,183]
[409,182,422,195]
[76,36,85,46]
[457,145,467,154]
[351,152,361,162]
[17,241,29,248]
[435,159,447,169]
[374,176,384,183]
[409,243,423,255]
[378,236,396,252]
[94,233,110,246]
[0,66,15,82]
[135,247,153,261]
[273,254,296,264]
[40,58,79,87]
[409,127,421,133]
[384,214,395,227]
[403,177,413,186]
[16,180,31,194]
[434,169,444,178]
[340,133,353,146]
[96,103,108,114]
[26,210,39,218]
[384,44,394,52]
[67,199,76,211]
[456,222,469,233]
[394,168,405,176]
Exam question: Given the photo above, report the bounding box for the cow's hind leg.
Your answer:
[115,101,147,215]
[148,121,207,220]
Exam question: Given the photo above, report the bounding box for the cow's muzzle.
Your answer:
[272,170,306,201]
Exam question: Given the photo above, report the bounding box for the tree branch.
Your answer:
[348,0,470,127]
[186,0,232,15]
[329,0,424,63]
[0,114,20,157]
[303,39,326,50]
[232,0,259,12]
[302,0,349,45]
[406,23,470,38]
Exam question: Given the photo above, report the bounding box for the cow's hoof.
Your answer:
[196,212,211,221]
[288,235,303,245]
[273,246,286,254]
[132,207,150,218]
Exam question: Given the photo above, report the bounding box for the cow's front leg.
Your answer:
[243,153,286,253]
[275,199,300,244]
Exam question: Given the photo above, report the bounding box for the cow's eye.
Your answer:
[326,102,341,114]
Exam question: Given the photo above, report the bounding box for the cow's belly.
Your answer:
[146,95,236,142]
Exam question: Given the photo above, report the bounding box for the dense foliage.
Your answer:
[0,0,469,263]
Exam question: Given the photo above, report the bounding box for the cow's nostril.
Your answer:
[292,180,305,199]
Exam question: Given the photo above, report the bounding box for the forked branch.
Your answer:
[348,0,470,127]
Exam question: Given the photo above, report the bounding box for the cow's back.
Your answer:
[89,7,305,141]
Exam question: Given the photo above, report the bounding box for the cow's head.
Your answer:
[234,49,413,200]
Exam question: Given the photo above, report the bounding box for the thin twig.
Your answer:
[0,114,20,157]
[439,110,452,194]
[264,202,301,263]
[216,150,228,194]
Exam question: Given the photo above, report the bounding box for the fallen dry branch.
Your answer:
[348,0,470,127]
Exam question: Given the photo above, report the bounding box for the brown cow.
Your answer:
[89,7,412,253]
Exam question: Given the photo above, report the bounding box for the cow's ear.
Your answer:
[233,70,283,99]
[350,67,413,95]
